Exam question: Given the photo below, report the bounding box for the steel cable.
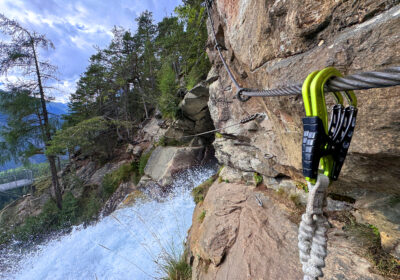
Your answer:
[205,1,400,102]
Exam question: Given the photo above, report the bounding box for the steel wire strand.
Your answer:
[205,1,400,101]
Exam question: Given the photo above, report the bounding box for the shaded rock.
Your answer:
[101,181,137,216]
[125,144,134,154]
[206,66,219,84]
[352,192,400,259]
[131,145,142,157]
[144,146,205,186]
[179,92,209,121]
[189,82,210,97]
[88,161,127,186]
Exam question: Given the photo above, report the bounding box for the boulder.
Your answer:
[144,146,205,186]
[179,93,209,121]
[179,83,210,122]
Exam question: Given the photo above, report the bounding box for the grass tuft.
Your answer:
[198,210,206,223]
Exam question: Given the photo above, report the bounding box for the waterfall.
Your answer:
[1,165,217,280]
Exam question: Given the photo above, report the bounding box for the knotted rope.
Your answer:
[298,174,330,280]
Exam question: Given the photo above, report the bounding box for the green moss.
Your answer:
[139,150,153,176]
[198,210,206,223]
[254,173,263,186]
[368,224,380,238]
[343,219,400,277]
[215,132,223,138]
[191,174,217,204]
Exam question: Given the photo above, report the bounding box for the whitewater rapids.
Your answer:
[1,165,217,280]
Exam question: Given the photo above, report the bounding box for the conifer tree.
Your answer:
[0,14,63,209]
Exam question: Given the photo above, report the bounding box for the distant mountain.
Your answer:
[0,102,69,171]
[47,102,69,116]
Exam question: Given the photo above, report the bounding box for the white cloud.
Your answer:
[0,0,182,103]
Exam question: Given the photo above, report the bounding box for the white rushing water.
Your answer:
[2,165,217,280]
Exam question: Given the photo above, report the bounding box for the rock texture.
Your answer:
[189,181,387,280]
[165,83,215,141]
[189,0,400,278]
[207,1,400,192]
[142,146,205,187]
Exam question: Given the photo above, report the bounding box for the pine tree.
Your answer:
[0,14,63,209]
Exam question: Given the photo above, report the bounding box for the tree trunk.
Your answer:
[32,40,62,209]
[48,155,63,209]
[57,157,61,171]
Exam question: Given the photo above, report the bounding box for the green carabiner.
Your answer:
[301,67,358,182]
[310,67,345,134]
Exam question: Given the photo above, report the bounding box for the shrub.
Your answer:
[80,192,102,223]
[102,163,138,197]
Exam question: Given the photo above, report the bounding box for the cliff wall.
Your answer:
[188,1,400,279]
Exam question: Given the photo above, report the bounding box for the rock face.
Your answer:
[207,1,400,191]
[188,0,400,278]
[142,146,205,187]
[189,181,387,280]
[166,83,215,141]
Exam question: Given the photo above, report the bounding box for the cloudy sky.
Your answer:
[0,0,182,103]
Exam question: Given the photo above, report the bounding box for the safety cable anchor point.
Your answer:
[236,88,252,102]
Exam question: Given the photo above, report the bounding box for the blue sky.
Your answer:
[0,0,182,103]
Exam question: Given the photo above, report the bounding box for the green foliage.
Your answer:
[158,62,179,119]
[368,224,380,238]
[0,90,60,165]
[79,192,102,222]
[156,136,167,147]
[254,173,263,186]
[7,192,79,242]
[102,163,137,197]
[47,117,131,161]
[198,210,206,223]
[139,150,153,176]
[217,165,224,176]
